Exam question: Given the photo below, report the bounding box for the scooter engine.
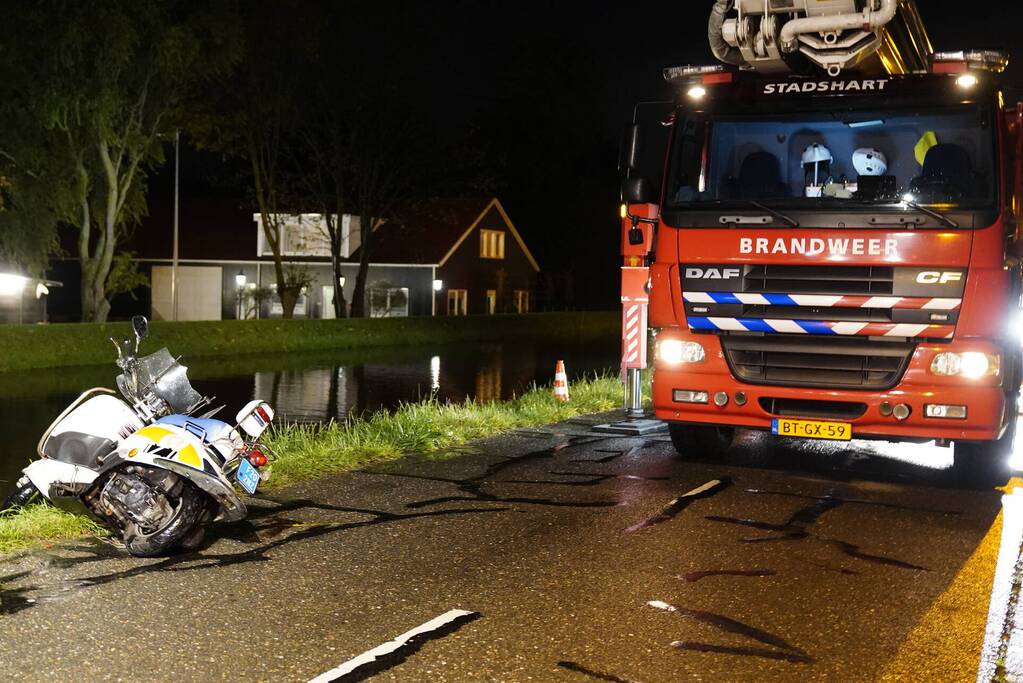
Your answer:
[99,469,177,533]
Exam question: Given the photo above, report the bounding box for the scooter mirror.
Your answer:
[132,315,149,341]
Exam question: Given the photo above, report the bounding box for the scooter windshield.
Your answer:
[134,348,204,414]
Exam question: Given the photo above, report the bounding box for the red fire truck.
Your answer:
[621,0,1022,463]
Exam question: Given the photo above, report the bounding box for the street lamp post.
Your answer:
[337,275,346,318]
[171,131,180,321]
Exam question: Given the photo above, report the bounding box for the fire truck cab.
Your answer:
[623,1,1023,464]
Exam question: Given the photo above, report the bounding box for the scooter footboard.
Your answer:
[23,459,98,516]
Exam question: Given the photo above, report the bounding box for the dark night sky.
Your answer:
[174,1,1023,309]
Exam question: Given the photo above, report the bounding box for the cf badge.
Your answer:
[916,271,963,285]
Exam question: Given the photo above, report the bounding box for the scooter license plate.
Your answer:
[236,458,260,494]
[771,418,852,441]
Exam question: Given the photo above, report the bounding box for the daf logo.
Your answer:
[685,267,741,280]
[916,271,963,285]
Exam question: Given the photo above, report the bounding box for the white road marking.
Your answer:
[308,609,477,683]
[977,489,1023,680]
[680,479,725,498]
[647,600,677,612]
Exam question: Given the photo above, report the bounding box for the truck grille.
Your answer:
[721,336,914,390]
[758,397,869,421]
[681,263,964,338]
[743,265,894,295]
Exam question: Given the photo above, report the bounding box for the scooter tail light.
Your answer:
[248,449,268,468]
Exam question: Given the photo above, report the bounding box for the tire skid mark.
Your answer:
[677,569,776,583]
[705,490,929,570]
[648,600,814,664]
[0,502,506,615]
[705,489,845,541]
[794,556,859,576]
[670,641,814,664]
[365,436,621,510]
[624,478,732,533]
[827,539,928,571]
[500,470,669,487]
[570,450,629,464]
[556,660,639,682]
[743,488,962,516]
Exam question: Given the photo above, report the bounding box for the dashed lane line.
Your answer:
[307,609,480,682]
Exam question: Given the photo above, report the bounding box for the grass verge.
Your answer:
[0,373,628,554]
[0,504,108,555]
[264,373,624,487]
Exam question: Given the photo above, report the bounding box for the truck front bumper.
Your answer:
[652,330,1012,442]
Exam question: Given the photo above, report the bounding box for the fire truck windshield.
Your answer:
[665,104,997,219]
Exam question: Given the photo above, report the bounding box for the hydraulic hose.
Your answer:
[779,0,898,52]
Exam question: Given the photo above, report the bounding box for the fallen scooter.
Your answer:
[1,316,276,556]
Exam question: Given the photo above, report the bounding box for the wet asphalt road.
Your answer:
[0,411,1012,682]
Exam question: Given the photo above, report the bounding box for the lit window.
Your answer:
[369,287,409,317]
[448,289,468,316]
[486,289,497,315]
[514,290,529,314]
[480,230,505,259]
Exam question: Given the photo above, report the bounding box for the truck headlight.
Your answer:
[656,339,705,365]
[930,351,1000,378]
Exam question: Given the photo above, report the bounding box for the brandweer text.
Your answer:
[739,237,899,257]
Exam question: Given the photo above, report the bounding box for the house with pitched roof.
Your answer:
[366,198,540,316]
[48,196,539,321]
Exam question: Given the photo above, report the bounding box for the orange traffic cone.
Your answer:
[553,360,570,402]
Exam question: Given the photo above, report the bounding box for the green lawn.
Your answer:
[0,312,617,372]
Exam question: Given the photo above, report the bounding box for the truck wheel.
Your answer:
[669,423,735,459]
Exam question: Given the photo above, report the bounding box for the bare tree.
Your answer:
[196,0,313,319]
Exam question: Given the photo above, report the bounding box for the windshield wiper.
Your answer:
[741,200,800,228]
[901,200,959,229]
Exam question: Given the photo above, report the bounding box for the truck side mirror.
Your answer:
[622,176,655,204]
[619,123,643,175]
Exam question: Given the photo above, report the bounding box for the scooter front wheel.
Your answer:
[0,477,39,511]
[123,479,207,558]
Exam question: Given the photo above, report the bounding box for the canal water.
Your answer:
[0,339,619,497]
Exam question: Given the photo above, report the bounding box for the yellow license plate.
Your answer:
[771,418,852,441]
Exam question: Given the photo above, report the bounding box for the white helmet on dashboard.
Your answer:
[853,148,888,176]
[802,143,833,196]
[801,143,833,166]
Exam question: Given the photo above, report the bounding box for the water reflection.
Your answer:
[0,340,619,495]
[200,341,616,425]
